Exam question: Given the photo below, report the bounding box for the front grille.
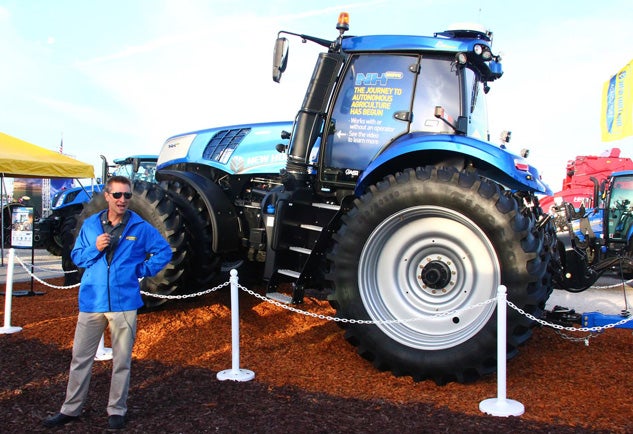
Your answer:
[202,128,251,163]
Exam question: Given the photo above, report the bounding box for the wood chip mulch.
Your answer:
[1,277,631,433]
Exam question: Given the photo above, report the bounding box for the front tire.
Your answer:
[160,179,221,290]
[328,167,551,384]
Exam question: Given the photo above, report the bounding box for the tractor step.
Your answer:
[263,196,340,303]
[289,246,312,255]
[265,292,293,304]
[278,269,301,278]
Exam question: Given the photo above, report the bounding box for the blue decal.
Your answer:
[606,75,616,133]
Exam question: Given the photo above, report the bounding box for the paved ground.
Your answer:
[0,248,64,287]
[546,272,633,316]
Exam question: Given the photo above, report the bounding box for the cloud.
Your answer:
[0,5,9,21]
[485,12,633,190]
[274,0,386,20]
[74,32,197,67]
[34,97,136,135]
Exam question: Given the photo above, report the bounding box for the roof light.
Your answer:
[474,44,483,55]
[455,52,467,64]
[337,12,350,32]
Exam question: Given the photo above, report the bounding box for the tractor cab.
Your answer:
[103,155,157,183]
[271,13,547,197]
[604,171,633,246]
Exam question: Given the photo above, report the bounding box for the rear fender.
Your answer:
[355,133,551,196]
[156,170,240,253]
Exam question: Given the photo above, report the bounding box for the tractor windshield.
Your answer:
[607,175,633,240]
[463,67,489,141]
[111,162,134,179]
[111,161,157,183]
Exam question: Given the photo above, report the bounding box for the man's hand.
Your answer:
[96,233,111,252]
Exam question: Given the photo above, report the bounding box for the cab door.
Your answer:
[321,54,419,183]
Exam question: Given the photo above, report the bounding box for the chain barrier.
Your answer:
[13,255,79,289]
[239,284,633,339]
[590,280,633,289]
[11,253,229,297]
[19,262,70,273]
[13,253,77,274]
[506,299,633,331]
[9,251,633,341]
[554,330,601,345]
[238,284,498,324]
[506,299,633,345]
[140,282,229,300]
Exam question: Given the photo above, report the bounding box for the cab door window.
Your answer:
[323,54,418,171]
[410,56,460,133]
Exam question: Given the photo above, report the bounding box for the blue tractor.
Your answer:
[551,170,633,288]
[77,13,599,382]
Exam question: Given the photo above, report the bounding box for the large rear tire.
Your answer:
[43,231,63,256]
[327,167,551,384]
[73,181,190,308]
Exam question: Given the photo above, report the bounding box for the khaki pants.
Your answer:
[60,310,137,417]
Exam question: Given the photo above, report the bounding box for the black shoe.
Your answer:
[43,412,78,428]
[108,415,125,430]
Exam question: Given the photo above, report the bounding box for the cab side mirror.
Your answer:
[272,37,289,83]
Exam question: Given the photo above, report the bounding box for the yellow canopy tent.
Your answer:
[1,132,95,260]
[0,132,94,179]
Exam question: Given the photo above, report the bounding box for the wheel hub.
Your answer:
[417,255,456,294]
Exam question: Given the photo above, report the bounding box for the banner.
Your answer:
[602,59,633,141]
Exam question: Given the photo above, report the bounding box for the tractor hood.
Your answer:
[157,121,293,175]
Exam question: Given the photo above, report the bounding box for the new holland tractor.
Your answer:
[538,149,633,287]
[550,170,633,286]
[73,13,604,383]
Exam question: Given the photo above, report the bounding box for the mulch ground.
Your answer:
[1,276,631,433]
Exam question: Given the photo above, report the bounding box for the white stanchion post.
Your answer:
[1,248,23,334]
[94,333,113,361]
[479,285,524,417]
[217,269,255,382]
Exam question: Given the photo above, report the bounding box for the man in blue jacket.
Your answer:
[43,176,172,430]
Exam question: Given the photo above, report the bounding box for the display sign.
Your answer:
[11,206,34,248]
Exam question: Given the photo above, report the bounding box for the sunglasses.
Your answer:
[109,192,132,199]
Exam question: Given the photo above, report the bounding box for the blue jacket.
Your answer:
[71,210,172,312]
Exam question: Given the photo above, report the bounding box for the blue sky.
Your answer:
[1,0,632,191]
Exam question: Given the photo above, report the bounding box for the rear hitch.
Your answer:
[543,305,582,327]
